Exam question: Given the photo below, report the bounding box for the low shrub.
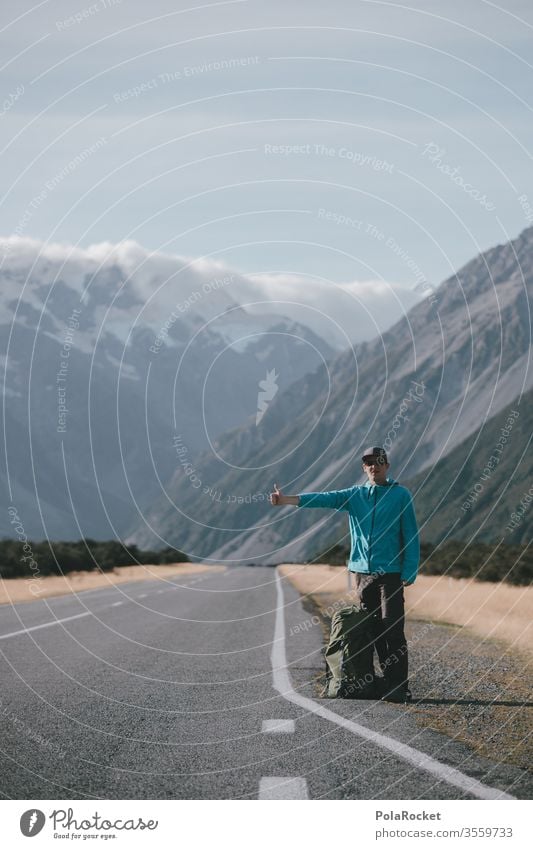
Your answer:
[0,538,189,579]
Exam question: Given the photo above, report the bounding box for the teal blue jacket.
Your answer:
[299,478,420,583]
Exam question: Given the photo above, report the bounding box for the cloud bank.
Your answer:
[0,235,423,347]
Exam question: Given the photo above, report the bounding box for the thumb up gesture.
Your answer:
[270,483,283,506]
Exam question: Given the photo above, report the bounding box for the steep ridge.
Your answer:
[406,387,532,546]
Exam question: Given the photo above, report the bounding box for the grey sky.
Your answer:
[2,0,533,321]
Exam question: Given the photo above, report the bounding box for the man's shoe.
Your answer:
[381,686,412,704]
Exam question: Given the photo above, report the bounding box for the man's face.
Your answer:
[362,456,389,485]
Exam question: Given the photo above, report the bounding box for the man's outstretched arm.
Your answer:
[270,483,353,510]
[270,484,299,506]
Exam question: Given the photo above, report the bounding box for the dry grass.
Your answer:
[405,573,532,655]
[279,564,532,656]
[0,563,225,605]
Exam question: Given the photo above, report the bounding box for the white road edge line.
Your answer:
[272,571,515,801]
[259,776,309,799]
[0,611,91,640]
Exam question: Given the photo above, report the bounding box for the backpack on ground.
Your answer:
[322,605,378,699]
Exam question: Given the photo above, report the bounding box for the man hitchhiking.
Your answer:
[270,447,420,703]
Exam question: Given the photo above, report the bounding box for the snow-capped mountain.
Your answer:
[1,238,335,540]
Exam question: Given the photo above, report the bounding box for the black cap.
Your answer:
[361,446,388,464]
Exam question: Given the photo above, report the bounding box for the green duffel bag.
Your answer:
[322,605,378,699]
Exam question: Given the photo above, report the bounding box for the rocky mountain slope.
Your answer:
[406,388,532,546]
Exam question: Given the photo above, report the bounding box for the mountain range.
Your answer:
[0,240,334,540]
[126,226,533,561]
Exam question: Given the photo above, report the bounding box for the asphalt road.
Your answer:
[0,566,528,799]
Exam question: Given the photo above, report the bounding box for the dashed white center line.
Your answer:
[0,611,91,640]
[111,602,122,607]
[138,594,147,599]
[262,719,295,734]
[259,777,309,800]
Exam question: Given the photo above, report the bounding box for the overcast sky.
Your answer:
[1,0,532,337]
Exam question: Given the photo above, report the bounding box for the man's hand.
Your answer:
[270,483,282,506]
[270,484,299,507]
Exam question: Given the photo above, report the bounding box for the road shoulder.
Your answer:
[0,563,224,605]
[280,564,533,781]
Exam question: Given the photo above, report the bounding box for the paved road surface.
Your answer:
[0,566,528,799]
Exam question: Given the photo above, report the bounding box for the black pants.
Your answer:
[354,572,408,692]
